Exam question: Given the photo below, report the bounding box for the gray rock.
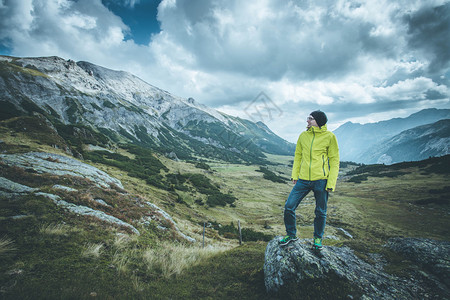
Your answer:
[52,184,78,192]
[0,152,123,189]
[36,192,139,235]
[11,215,29,219]
[386,237,450,289]
[0,177,37,193]
[264,237,417,299]
[94,198,110,207]
[337,227,354,239]
[144,201,195,243]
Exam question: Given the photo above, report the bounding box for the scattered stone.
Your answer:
[11,215,29,220]
[85,144,112,153]
[167,151,179,161]
[144,201,195,243]
[324,235,339,240]
[94,199,110,207]
[6,269,23,276]
[52,184,78,192]
[337,227,354,239]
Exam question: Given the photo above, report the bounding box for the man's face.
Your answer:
[307,115,318,128]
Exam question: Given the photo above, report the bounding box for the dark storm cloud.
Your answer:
[158,0,388,81]
[1,0,449,142]
[404,3,450,74]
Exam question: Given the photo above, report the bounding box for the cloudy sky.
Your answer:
[1,0,449,142]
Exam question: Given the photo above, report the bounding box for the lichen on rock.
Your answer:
[0,152,123,189]
[263,237,427,299]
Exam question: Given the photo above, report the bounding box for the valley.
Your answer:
[0,117,449,298]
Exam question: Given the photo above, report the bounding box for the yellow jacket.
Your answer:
[291,125,340,191]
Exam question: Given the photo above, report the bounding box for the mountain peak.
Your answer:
[0,55,295,163]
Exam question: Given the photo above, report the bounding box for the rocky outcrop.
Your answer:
[0,151,195,242]
[386,237,450,291]
[36,192,140,235]
[264,237,449,299]
[0,152,123,189]
[143,201,195,243]
[1,55,295,164]
[0,176,38,198]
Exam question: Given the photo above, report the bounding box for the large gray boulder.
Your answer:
[264,237,428,299]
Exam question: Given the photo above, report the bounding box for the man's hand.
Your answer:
[292,180,298,185]
[326,188,333,192]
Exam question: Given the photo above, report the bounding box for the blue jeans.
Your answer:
[284,179,328,238]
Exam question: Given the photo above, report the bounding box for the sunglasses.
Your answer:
[307,116,315,121]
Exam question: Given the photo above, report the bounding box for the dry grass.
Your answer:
[143,242,229,278]
[131,275,145,292]
[113,234,136,250]
[82,242,104,258]
[112,251,129,274]
[39,223,73,235]
[0,236,15,255]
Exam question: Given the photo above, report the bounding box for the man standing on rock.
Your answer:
[279,110,339,250]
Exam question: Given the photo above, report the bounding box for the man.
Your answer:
[279,110,339,250]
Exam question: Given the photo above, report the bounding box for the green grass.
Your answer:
[1,119,449,298]
[146,242,267,299]
[0,60,49,78]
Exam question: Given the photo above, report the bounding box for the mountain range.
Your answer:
[361,119,450,164]
[334,108,450,164]
[1,55,448,165]
[0,55,294,164]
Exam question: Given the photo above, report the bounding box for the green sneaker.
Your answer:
[313,237,323,250]
[279,235,298,246]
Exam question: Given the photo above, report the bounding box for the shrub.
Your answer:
[348,175,368,183]
[206,193,237,207]
[256,167,288,183]
[84,146,168,189]
[186,173,219,195]
[194,162,211,171]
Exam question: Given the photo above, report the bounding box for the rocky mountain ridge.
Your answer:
[362,119,450,164]
[0,151,194,242]
[0,55,294,163]
[334,108,450,163]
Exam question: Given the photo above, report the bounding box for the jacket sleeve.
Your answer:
[291,134,303,180]
[326,133,340,191]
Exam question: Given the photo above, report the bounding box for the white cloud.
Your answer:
[372,77,448,100]
[63,12,97,30]
[0,0,448,143]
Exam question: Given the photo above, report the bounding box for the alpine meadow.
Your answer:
[0,56,449,299]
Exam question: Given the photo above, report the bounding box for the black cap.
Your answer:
[310,110,328,128]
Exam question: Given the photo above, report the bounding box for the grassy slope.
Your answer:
[1,119,449,299]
